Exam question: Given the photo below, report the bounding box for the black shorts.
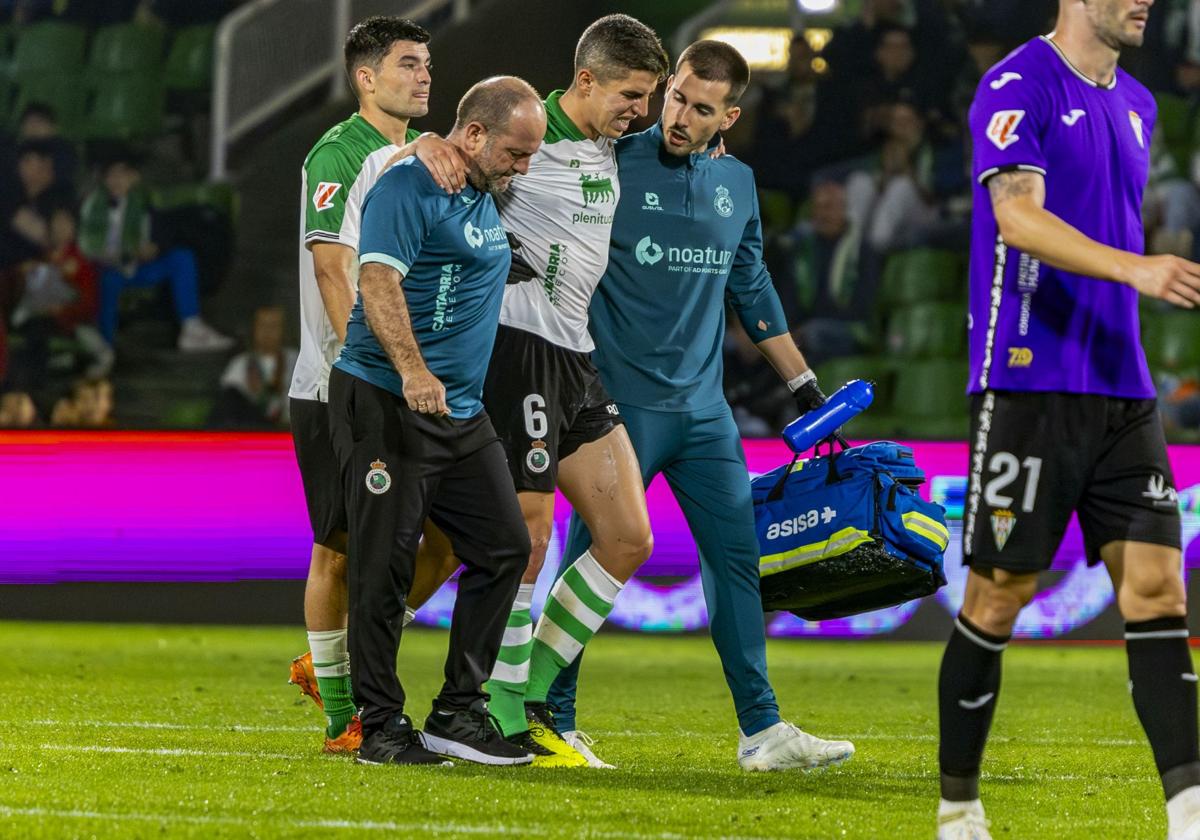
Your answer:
[963,391,1182,572]
[483,325,624,493]
[290,397,347,548]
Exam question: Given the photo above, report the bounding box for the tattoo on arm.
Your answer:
[359,262,427,378]
[987,171,1039,206]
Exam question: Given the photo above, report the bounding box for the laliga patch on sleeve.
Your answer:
[985,110,1025,151]
[312,182,342,212]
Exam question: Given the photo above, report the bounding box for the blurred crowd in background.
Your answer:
[0,0,1198,440]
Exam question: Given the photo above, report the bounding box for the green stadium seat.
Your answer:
[83,76,165,140]
[12,74,86,137]
[1155,93,1193,172]
[884,302,966,359]
[815,354,896,408]
[164,25,215,92]
[880,248,963,307]
[892,359,970,440]
[88,23,165,75]
[815,354,897,440]
[1143,310,1200,371]
[163,398,215,429]
[151,181,239,222]
[11,21,86,80]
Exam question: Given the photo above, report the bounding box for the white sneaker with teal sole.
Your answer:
[737,721,854,772]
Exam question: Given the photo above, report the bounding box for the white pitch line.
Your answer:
[28,718,299,733]
[38,744,299,761]
[0,805,773,840]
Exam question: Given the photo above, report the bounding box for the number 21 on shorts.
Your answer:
[984,452,1043,512]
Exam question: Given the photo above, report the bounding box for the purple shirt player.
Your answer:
[968,35,1157,398]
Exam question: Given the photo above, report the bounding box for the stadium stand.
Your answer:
[0,0,1195,440]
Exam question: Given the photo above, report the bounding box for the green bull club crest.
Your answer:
[579,174,615,206]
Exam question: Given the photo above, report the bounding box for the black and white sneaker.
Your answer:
[421,700,535,765]
[356,714,453,766]
[504,729,555,757]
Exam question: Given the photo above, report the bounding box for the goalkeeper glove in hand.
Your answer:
[792,378,827,415]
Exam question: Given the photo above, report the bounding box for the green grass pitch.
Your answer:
[0,621,1169,839]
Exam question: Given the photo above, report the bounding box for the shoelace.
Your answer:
[571,730,597,747]
[462,708,505,743]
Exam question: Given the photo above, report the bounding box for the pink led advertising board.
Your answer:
[3,433,1197,638]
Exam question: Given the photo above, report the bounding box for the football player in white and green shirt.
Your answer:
[285,16,467,754]
[466,15,670,767]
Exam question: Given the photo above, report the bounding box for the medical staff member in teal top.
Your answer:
[548,41,857,772]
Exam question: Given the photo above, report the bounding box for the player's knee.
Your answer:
[593,526,653,579]
[310,543,347,580]
[963,571,1035,635]
[1122,567,1187,619]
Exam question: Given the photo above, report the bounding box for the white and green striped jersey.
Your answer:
[289,114,420,401]
[497,90,619,353]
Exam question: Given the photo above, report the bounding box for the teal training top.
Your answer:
[335,157,511,419]
[590,123,788,413]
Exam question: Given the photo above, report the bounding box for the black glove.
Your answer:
[792,377,827,415]
[506,232,538,284]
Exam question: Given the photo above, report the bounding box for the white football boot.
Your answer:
[737,721,854,772]
[562,730,615,769]
[937,799,992,840]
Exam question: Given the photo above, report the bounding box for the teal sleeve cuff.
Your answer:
[735,287,788,342]
[359,252,409,275]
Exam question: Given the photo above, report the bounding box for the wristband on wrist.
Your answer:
[786,370,816,392]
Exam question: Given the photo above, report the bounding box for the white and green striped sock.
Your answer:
[526,551,622,702]
[483,583,535,737]
[308,629,355,738]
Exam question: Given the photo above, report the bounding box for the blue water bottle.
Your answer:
[782,379,874,453]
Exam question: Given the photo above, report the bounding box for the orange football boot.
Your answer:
[288,651,323,709]
[323,715,362,754]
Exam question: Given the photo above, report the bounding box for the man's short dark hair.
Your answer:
[16,138,55,162]
[344,16,430,98]
[574,14,669,84]
[19,102,56,125]
[95,144,145,173]
[874,22,914,48]
[452,76,542,136]
[676,40,751,105]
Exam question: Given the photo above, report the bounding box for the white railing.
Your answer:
[210,0,469,180]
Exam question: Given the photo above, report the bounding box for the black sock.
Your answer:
[1126,616,1200,799]
[938,613,1010,801]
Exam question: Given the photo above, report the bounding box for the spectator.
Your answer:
[0,390,38,427]
[209,305,297,429]
[79,150,233,353]
[857,24,952,143]
[1158,372,1200,434]
[1,140,74,271]
[951,28,1008,125]
[0,140,74,337]
[51,377,114,428]
[768,179,873,366]
[9,207,113,385]
[823,0,910,87]
[1145,132,1200,259]
[845,100,941,252]
[14,103,80,196]
[744,34,848,201]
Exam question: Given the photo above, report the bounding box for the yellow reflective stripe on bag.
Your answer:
[902,511,949,551]
[759,526,874,577]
